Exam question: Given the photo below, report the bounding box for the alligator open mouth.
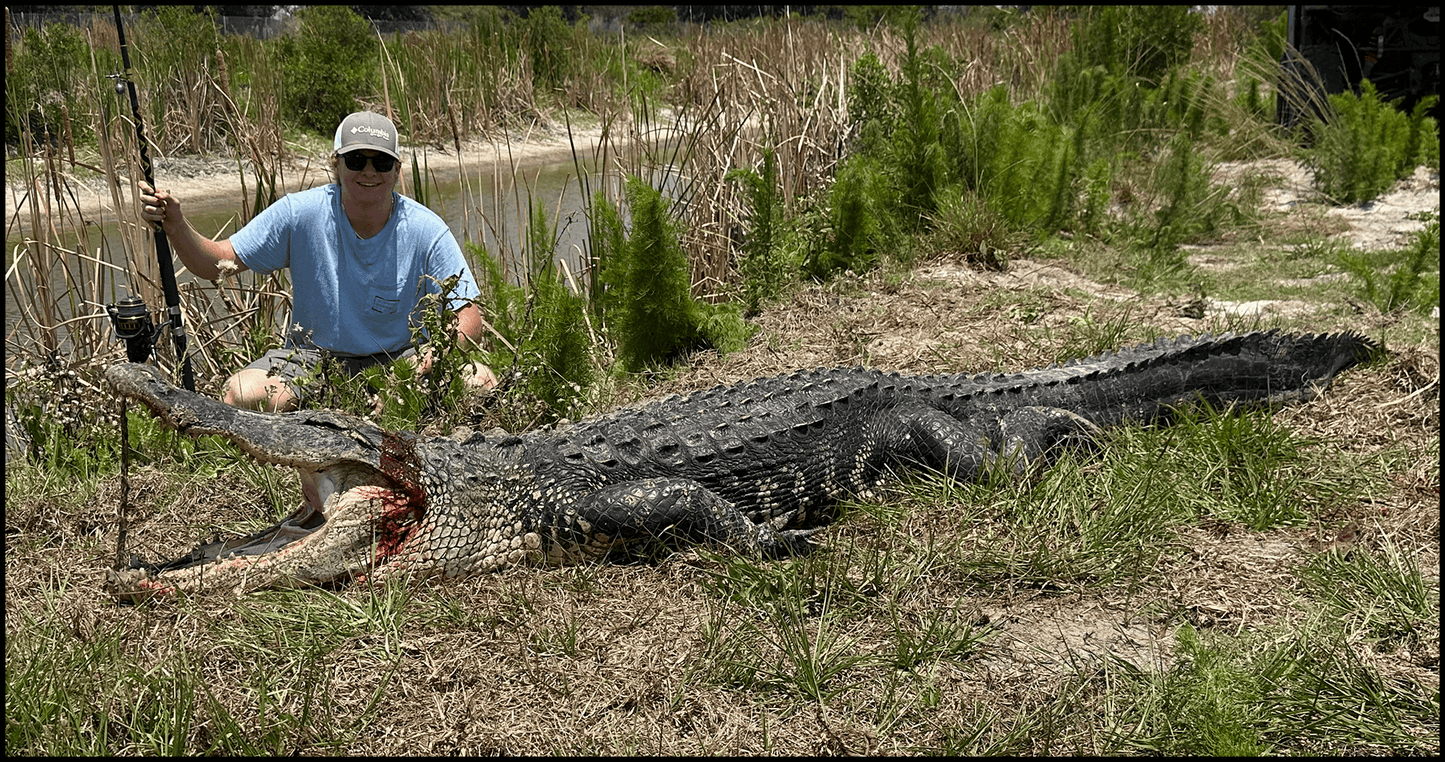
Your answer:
[132,475,340,577]
[102,363,436,602]
[106,462,424,603]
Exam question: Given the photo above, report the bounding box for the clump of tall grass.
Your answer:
[1336,212,1441,315]
[1305,80,1440,204]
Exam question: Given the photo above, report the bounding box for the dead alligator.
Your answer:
[103,330,1376,601]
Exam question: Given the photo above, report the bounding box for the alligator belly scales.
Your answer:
[102,330,1375,601]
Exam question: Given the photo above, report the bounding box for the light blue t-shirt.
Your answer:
[230,184,480,357]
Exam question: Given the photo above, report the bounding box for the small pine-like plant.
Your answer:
[528,260,594,417]
[1306,80,1439,204]
[584,189,626,327]
[892,13,943,227]
[469,214,596,420]
[521,5,575,91]
[727,147,790,314]
[595,177,751,372]
[613,177,702,370]
[846,52,897,142]
[1147,131,1220,256]
[807,156,881,279]
[522,201,594,415]
[1337,212,1441,315]
[1068,5,1203,83]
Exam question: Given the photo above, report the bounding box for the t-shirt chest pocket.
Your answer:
[367,284,403,315]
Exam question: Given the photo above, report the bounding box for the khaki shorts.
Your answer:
[242,346,418,401]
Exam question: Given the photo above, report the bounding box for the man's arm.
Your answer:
[138,181,249,281]
[454,302,484,349]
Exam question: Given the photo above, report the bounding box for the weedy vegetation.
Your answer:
[6,5,1439,755]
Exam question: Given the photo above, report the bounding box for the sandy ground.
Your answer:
[6,122,613,229]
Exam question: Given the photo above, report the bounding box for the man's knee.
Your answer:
[464,361,499,391]
[223,368,298,412]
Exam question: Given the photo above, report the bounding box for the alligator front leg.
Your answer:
[544,478,819,563]
[894,404,1100,481]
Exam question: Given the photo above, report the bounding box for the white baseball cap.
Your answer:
[333,111,400,159]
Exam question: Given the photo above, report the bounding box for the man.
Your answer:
[135,111,496,559]
[139,110,497,411]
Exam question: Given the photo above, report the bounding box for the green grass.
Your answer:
[1087,617,1439,755]
[4,578,410,754]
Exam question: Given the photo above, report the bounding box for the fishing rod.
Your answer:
[106,4,194,392]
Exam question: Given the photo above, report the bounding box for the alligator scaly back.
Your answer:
[102,330,1377,601]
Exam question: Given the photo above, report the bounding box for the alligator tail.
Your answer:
[1075,329,1379,425]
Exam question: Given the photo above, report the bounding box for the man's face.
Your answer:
[337,149,399,202]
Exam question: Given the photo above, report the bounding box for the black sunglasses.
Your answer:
[341,152,397,172]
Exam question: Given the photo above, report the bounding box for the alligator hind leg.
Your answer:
[561,478,819,561]
[894,405,1100,482]
[995,406,1101,467]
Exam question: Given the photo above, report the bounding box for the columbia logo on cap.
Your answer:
[350,125,391,140]
[334,112,400,159]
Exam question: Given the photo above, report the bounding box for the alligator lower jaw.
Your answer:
[105,464,418,603]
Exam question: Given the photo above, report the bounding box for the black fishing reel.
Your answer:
[107,295,159,363]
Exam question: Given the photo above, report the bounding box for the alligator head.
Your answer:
[103,363,459,602]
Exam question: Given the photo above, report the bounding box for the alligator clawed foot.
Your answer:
[771,526,825,558]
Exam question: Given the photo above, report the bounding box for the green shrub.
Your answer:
[1068,6,1203,83]
[523,202,595,414]
[595,177,750,371]
[522,6,575,91]
[626,6,676,29]
[727,147,792,314]
[943,87,1074,234]
[892,16,944,227]
[528,258,595,417]
[846,52,897,141]
[470,230,595,421]
[806,155,889,279]
[586,189,630,323]
[842,21,945,236]
[277,6,379,134]
[1306,80,1439,204]
[473,243,524,352]
[4,22,90,150]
